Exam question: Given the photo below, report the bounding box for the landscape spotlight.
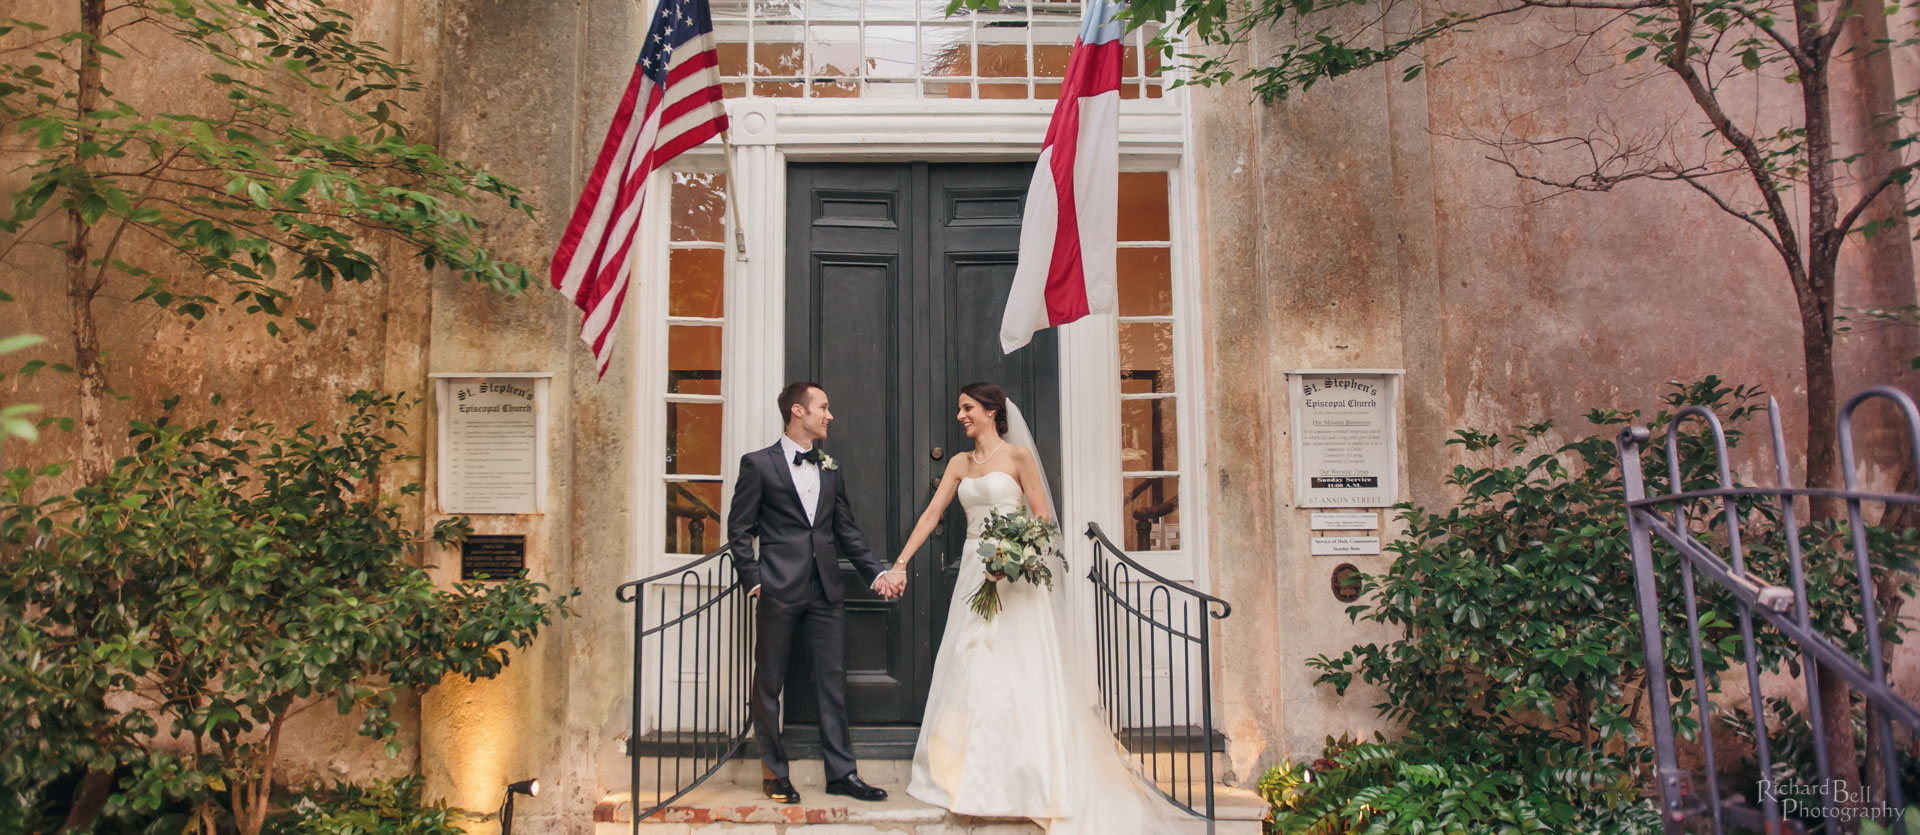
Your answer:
[500,777,540,835]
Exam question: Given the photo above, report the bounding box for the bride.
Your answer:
[879,382,1204,834]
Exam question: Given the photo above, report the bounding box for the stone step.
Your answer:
[629,749,1227,792]
[597,776,1267,834]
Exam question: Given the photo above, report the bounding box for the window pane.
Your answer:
[1117,248,1171,317]
[926,79,974,98]
[866,25,917,76]
[923,26,971,76]
[977,41,1027,78]
[669,325,723,393]
[808,24,861,76]
[867,79,918,97]
[1122,476,1180,551]
[1121,398,1178,472]
[811,0,860,18]
[1034,43,1072,77]
[718,40,750,77]
[756,80,806,97]
[667,402,724,474]
[753,25,804,75]
[1118,172,1169,241]
[978,82,1027,99]
[669,249,726,319]
[666,480,725,554]
[672,172,727,243]
[810,79,862,97]
[755,0,802,19]
[1119,321,1175,393]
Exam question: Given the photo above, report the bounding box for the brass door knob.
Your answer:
[930,446,944,459]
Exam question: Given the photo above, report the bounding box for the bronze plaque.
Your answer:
[1331,563,1363,603]
[461,534,528,580]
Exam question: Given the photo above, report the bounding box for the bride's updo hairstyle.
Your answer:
[960,382,1010,436]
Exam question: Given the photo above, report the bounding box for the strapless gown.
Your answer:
[906,471,1204,834]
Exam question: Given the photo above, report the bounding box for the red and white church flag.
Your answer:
[998,0,1126,354]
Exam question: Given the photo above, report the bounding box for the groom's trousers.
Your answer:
[751,572,858,781]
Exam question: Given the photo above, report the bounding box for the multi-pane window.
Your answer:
[1116,171,1178,552]
[664,172,729,555]
[712,0,1162,99]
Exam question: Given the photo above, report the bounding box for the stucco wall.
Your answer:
[1190,0,1920,779]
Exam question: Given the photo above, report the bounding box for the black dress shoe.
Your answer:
[762,777,800,804]
[824,774,888,801]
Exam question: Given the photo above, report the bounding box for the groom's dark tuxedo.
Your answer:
[727,438,887,781]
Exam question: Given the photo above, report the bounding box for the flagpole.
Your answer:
[720,128,749,262]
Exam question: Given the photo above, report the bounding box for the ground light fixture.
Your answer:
[500,778,540,835]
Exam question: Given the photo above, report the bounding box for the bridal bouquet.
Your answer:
[969,507,1061,621]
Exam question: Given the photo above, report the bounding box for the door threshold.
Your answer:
[781,724,920,760]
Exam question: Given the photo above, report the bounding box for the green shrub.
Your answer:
[267,777,464,835]
[1263,379,1918,834]
[0,393,575,835]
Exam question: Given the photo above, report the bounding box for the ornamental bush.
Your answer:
[0,392,574,835]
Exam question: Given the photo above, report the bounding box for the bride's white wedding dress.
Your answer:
[907,471,1203,834]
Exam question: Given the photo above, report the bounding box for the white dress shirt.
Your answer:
[779,434,821,524]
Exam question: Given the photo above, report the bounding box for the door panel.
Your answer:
[783,161,1057,729]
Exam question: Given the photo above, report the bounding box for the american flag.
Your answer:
[552,0,729,376]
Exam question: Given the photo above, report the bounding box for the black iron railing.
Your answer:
[1620,386,1920,835]
[616,545,754,829]
[1085,522,1232,828]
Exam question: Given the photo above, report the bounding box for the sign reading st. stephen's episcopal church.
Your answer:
[435,375,549,515]
[1287,370,1402,508]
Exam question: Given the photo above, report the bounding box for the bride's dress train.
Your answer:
[906,471,1203,835]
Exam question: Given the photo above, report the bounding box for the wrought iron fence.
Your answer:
[1086,522,1232,829]
[1619,385,1920,835]
[616,546,754,829]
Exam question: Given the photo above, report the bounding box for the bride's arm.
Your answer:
[1012,446,1051,521]
[892,457,965,571]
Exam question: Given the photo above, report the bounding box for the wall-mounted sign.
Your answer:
[1311,512,1379,531]
[461,535,528,580]
[1331,563,1363,602]
[432,373,553,515]
[1312,536,1382,556]
[1286,370,1403,508]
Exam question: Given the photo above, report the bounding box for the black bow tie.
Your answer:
[792,448,821,466]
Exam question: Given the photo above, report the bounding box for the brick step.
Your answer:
[597,773,1267,834]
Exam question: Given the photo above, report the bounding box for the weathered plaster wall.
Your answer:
[0,0,448,789]
[1191,0,1920,778]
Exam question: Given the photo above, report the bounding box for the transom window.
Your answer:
[712,0,1162,99]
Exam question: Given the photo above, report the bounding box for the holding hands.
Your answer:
[871,565,907,599]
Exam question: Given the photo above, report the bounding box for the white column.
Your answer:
[722,101,786,504]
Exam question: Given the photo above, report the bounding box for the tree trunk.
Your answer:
[55,5,114,832]
[66,0,107,485]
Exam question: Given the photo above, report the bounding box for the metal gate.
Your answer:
[1620,385,1920,833]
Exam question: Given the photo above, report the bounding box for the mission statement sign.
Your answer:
[1287,370,1402,508]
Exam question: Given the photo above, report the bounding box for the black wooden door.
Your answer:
[784,162,1060,730]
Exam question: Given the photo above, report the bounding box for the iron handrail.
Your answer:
[1620,387,1920,835]
[619,542,753,830]
[1085,521,1229,832]
[616,544,735,601]
[1085,522,1231,618]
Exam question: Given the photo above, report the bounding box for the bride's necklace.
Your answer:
[969,439,1006,465]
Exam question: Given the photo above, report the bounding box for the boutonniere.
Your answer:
[818,450,838,471]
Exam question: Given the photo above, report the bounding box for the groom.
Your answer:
[727,381,902,804]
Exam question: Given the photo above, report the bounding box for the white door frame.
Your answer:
[635,96,1208,587]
